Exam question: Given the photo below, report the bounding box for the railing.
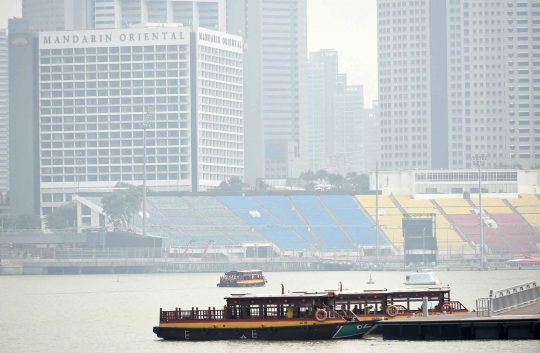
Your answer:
[161,308,226,322]
[476,298,490,317]
[159,308,350,322]
[449,300,468,312]
[491,280,540,314]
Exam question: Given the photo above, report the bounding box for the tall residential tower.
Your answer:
[227,0,308,182]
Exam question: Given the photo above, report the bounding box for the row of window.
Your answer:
[415,172,518,182]
[40,45,188,56]
[42,173,191,183]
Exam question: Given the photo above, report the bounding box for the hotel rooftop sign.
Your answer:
[39,28,190,49]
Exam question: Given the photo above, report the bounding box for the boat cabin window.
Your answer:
[225,296,332,320]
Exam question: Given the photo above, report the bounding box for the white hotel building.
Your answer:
[37,26,243,215]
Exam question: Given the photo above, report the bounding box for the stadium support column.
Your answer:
[375,161,379,264]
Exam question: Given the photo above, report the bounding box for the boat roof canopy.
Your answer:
[225,292,333,300]
[224,270,263,274]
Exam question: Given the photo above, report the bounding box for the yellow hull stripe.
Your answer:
[234,279,265,284]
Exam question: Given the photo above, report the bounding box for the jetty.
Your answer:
[375,280,540,340]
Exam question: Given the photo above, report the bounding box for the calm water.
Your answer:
[1,270,539,352]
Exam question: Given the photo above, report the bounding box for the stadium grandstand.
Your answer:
[74,192,540,256]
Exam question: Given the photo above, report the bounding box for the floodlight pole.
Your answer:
[375,161,379,264]
[142,107,155,241]
[472,154,486,270]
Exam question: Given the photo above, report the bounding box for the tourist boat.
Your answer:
[404,271,442,285]
[153,289,380,341]
[217,270,267,287]
[332,285,468,320]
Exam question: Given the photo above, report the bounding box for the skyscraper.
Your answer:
[378,0,540,170]
[227,0,308,182]
[22,0,226,32]
[23,0,95,31]
[307,50,365,174]
[364,100,381,173]
[0,29,8,198]
[8,18,40,218]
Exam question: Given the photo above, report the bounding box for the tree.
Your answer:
[346,172,370,193]
[101,182,143,233]
[217,176,246,191]
[14,214,42,230]
[257,180,270,191]
[45,202,77,229]
[299,170,317,182]
[0,215,13,229]
[316,170,329,183]
[328,173,345,188]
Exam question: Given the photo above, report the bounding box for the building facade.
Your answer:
[378,0,540,171]
[22,0,225,32]
[8,19,41,218]
[23,0,96,31]
[307,50,365,174]
[9,25,242,216]
[364,100,381,173]
[0,30,8,199]
[227,0,308,182]
[370,169,540,197]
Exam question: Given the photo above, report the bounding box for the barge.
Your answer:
[217,270,267,287]
[153,290,379,341]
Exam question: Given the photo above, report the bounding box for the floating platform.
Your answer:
[376,302,540,340]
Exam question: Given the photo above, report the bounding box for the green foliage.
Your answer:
[101,182,143,232]
[217,176,246,191]
[45,202,77,229]
[0,215,13,229]
[257,180,270,191]
[299,170,369,192]
[14,214,42,230]
[0,191,8,206]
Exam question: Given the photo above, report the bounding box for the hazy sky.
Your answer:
[0,0,378,105]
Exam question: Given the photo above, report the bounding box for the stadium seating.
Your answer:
[289,195,355,249]
[80,193,539,253]
[392,196,472,251]
[253,196,320,245]
[355,195,402,248]
[218,196,311,249]
[183,196,267,244]
[320,195,386,246]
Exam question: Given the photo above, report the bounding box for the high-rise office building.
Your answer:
[334,75,365,173]
[9,24,243,216]
[364,100,381,173]
[22,0,225,32]
[378,0,540,170]
[0,30,9,198]
[93,0,226,30]
[307,50,365,174]
[23,0,96,31]
[8,19,40,218]
[227,0,308,182]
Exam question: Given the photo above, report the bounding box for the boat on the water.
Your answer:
[153,290,380,341]
[404,271,442,286]
[332,285,468,320]
[217,270,267,287]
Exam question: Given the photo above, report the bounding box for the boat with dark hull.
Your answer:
[217,270,267,287]
[153,291,379,341]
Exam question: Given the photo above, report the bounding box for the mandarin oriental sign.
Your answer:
[39,28,190,48]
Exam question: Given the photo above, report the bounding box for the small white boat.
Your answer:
[367,273,374,284]
[404,271,442,285]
